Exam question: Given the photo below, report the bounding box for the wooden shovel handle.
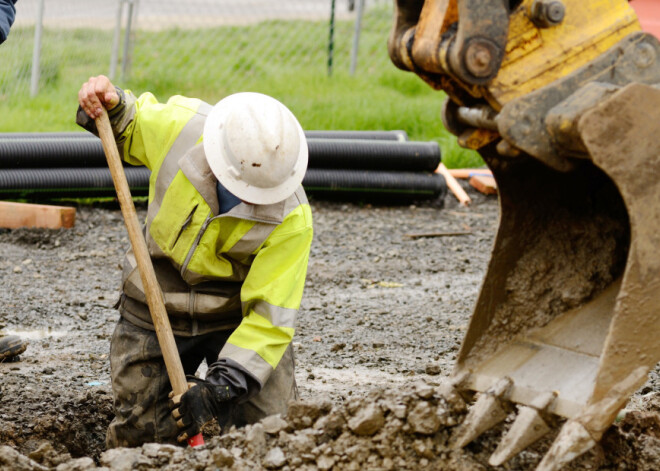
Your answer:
[95,109,204,447]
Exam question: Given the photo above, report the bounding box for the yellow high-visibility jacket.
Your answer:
[85,90,313,387]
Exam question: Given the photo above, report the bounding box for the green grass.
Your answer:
[0,9,483,169]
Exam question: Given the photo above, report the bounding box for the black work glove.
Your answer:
[169,377,233,442]
[169,360,256,443]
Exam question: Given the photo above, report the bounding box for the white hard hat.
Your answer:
[203,92,308,205]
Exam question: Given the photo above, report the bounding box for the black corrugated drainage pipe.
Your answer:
[303,139,439,171]
[0,132,96,139]
[303,169,446,200]
[0,167,151,198]
[0,167,446,201]
[0,138,440,171]
[0,138,110,168]
[0,130,409,141]
[304,130,408,141]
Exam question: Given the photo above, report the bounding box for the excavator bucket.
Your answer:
[454,82,660,470]
[388,0,660,468]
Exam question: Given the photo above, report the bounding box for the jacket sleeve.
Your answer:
[0,0,17,44]
[76,88,204,170]
[218,204,313,388]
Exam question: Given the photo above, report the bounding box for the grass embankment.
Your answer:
[0,12,482,168]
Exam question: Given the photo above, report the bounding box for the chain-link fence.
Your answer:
[1,0,395,98]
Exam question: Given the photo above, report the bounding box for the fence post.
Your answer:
[327,0,336,77]
[350,0,366,76]
[121,0,138,81]
[110,0,124,80]
[30,0,45,97]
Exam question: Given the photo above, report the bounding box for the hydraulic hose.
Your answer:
[0,167,446,200]
[0,137,440,171]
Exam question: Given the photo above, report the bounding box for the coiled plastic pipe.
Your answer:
[0,130,409,141]
[0,167,150,198]
[303,168,446,198]
[0,137,439,171]
[304,130,408,141]
[0,167,446,200]
[0,138,109,168]
[0,132,96,140]
[306,139,439,171]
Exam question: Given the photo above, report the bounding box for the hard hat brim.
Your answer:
[203,93,308,205]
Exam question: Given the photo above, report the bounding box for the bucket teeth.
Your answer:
[535,420,596,471]
[488,406,552,466]
[450,391,509,449]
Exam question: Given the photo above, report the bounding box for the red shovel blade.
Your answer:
[187,433,205,447]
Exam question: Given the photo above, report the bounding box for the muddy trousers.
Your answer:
[106,317,298,448]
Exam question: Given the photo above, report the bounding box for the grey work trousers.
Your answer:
[106,316,298,448]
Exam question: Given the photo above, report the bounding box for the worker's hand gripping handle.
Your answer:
[95,109,204,448]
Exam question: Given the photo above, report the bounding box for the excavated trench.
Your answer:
[0,184,658,470]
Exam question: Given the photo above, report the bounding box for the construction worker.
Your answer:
[0,0,28,362]
[0,0,16,44]
[77,75,313,447]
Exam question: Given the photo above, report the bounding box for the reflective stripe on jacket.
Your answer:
[103,90,313,386]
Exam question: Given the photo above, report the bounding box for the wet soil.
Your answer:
[0,184,658,470]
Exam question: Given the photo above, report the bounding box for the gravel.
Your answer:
[0,184,658,470]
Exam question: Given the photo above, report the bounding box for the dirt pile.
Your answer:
[1,381,659,471]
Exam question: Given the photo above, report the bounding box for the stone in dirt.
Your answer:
[286,397,332,430]
[261,414,289,435]
[54,457,95,471]
[0,445,47,471]
[407,400,441,435]
[99,448,151,471]
[262,447,286,469]
[347,402,385,436]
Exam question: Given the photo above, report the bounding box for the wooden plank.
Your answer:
[0,201,76,229]
[447,168,493,179]
[469,175,498,195]
[436,163,471,206]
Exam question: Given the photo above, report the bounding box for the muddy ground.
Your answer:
[0,183,658,470]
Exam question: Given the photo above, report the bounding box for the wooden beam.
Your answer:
[436,163,472,206]
[469,175,498,195]
[447,168,493,179]
[0,201,76,229]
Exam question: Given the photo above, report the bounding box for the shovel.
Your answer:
[95,109,204,448]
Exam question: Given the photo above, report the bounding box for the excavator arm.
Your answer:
[388,1,660,469]
[389,0,510,85]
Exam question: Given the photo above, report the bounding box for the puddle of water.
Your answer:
[1,329,68,340]
[86,380,107,387]
[309,366,411,386]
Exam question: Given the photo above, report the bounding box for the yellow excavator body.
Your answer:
[389,1,660,469]
[490,0,640,105]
